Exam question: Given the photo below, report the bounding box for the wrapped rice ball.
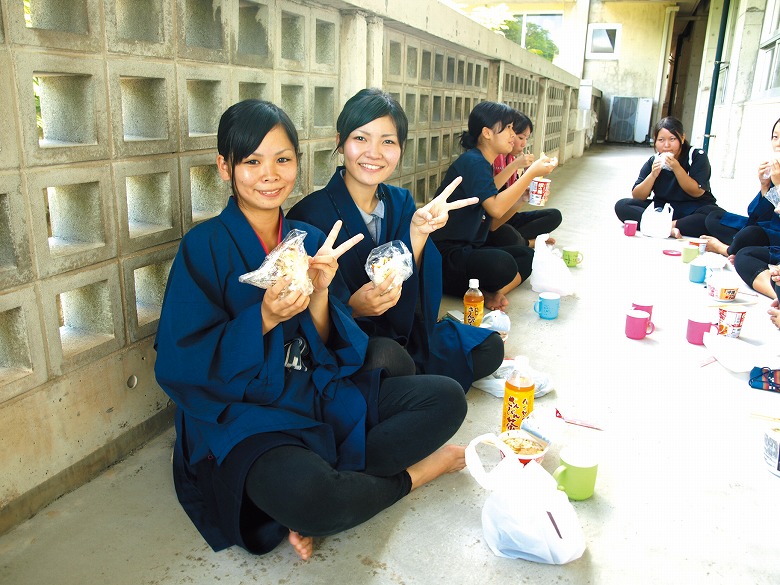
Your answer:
[364,240,413,289]
[239,229,314,297]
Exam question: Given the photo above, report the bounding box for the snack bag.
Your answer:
[364,240,413,289]
[239,229,314,297]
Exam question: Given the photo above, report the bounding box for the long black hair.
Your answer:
[336,88,409,154]
[217,99,300,198]
[460,101,515,150]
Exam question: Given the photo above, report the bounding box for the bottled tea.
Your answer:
[501,356,535,431]
[463,278,484,327]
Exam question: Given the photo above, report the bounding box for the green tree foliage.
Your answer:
[499,19,559,62]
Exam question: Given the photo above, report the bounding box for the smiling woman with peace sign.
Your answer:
[289,88,504,393]
[155,99,469,561]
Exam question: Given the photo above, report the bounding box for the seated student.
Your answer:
[701,118,780,256]
[615,116,721,237]
[732,245,779,299]
[288,88,504,392]
[154,99,468,561]
[430,101,556,311]
[489,110,562,248]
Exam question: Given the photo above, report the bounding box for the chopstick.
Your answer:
[751,413,780,423]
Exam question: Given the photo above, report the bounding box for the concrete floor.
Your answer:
[2,144,779,585]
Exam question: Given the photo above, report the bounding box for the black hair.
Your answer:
[772,118,780,137]
[460,101,515,150]
[652,116,690,160]
[512,110,533,134]
[217,99,300,198]
[335,88,408,154]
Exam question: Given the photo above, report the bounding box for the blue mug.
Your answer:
[689,263,706,284]
[534,292,561,319]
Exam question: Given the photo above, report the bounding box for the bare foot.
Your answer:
[701,235,728,256]
[483,290,509,311]
[670,227,681,239]
[289,530,313,560]
[407,444,466,491]
[769,301,780,329]
[727,254,735,266]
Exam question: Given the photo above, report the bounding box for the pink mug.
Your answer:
[624,220,638,236]
[686,318,716,345]
[626,309,654,340]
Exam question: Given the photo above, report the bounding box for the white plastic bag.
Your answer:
[364,240,413,289]
[530,236,574,296]
[640,202,674,238]
[466,433,586,564]
[239,229,313,297]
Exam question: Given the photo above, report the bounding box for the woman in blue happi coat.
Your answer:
[704,118,780,298]
[287,88,504,392]
[154,99,467,561]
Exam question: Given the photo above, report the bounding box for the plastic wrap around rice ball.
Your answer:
[654,151,673,171]
[364,240,413,289]
[238,229,313,297]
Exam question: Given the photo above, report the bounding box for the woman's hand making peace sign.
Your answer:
[410,176,477,236]
[308,220,364,293]
[262,221,362,332]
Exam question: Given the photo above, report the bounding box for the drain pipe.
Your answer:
[703,0,731,152]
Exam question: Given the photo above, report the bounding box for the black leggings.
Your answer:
[728,225,771,256]
[244,374,467,537]
[362,332,504,385]
[733,245,772,289]
[442,245,534,297]
[674,205,723,237]
[614,198,722,236]
[703,209,740,244]
[486,209,563,247]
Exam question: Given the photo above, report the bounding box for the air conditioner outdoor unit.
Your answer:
[607,96,652,143]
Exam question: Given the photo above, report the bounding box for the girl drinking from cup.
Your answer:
[154,99,469,561]
[489,109,563,248]
[615,116,720,237]
[431,101,557,310]
[288,88,504,391]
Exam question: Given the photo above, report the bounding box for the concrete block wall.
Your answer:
[0,0,589,534]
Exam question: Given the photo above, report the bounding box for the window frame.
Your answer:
[585,23,622,61]
[758,0,780,94]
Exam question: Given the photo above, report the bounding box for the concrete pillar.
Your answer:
[560,87,572,164]
[488,59,504,103]
[339,11,368,107]
[535,78,550,158]
[366,15,384,90]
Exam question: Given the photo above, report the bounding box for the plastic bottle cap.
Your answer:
[514,355,530,370]
[469,278,479,289]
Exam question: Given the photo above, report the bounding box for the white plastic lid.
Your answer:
[469,278,479,289]
[513,355,530,370]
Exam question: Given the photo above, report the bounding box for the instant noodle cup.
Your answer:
[707,272,739,302]
[528,178,550,206]
[498,429,550,465]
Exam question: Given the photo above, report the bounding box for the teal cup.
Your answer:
[533,292,560,319]
[689,263,706,283]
